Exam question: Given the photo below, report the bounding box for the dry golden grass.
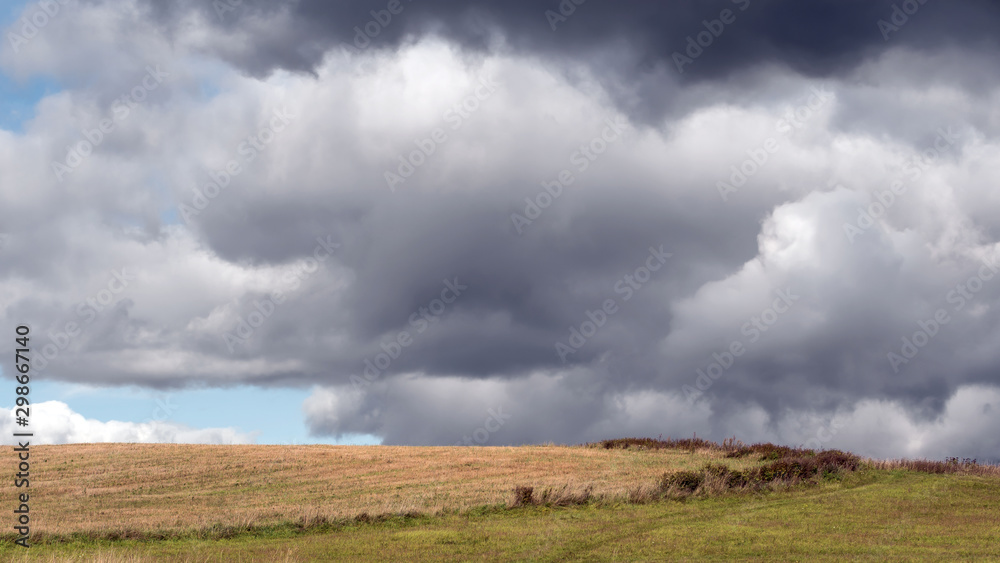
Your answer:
[865,458,1000,476]
[5,443,757,538]
[5,554,149,563]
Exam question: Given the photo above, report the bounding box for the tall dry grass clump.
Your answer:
[867,457,1000,476]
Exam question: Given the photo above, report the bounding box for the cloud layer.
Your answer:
[0,401,253,444]
[2,0,1000,458]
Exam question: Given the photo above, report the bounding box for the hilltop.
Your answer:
[2,438,998,561]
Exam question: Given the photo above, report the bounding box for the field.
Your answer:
[1,440,998,561]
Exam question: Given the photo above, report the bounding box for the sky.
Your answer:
[1,0,1000,461]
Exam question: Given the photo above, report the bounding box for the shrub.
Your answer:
[725,443,813,460]
[725,469,751,488]
[595,436,717,452]
[660,470,703,492]
[752,450,860,483]
[700,462,751,489]
[512,486,534,507]
[815,450,859,472]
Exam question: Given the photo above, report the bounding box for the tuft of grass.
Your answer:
[511,486,534,507]
[508,485,593,507]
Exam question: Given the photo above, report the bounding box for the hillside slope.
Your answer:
[1,441,998,561]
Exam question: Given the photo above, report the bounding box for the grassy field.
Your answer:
[0,441,762,537]
[1,440,998,561]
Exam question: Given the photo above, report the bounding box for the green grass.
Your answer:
[5,468,999,561]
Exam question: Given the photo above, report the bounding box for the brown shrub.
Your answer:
[512,486,534,507]
[701,462,751,488]
[725,443,813,460]
[595,436,717,452]
[659,470,704,492]
[510,485,593,507]
[653,448,861,500]
[753,450,860,483]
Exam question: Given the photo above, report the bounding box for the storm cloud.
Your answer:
[2,0,1000,458]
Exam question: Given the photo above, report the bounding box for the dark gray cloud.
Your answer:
[140,0,1000,75]
[2,0,1000,457]
[116,0,1000,133]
